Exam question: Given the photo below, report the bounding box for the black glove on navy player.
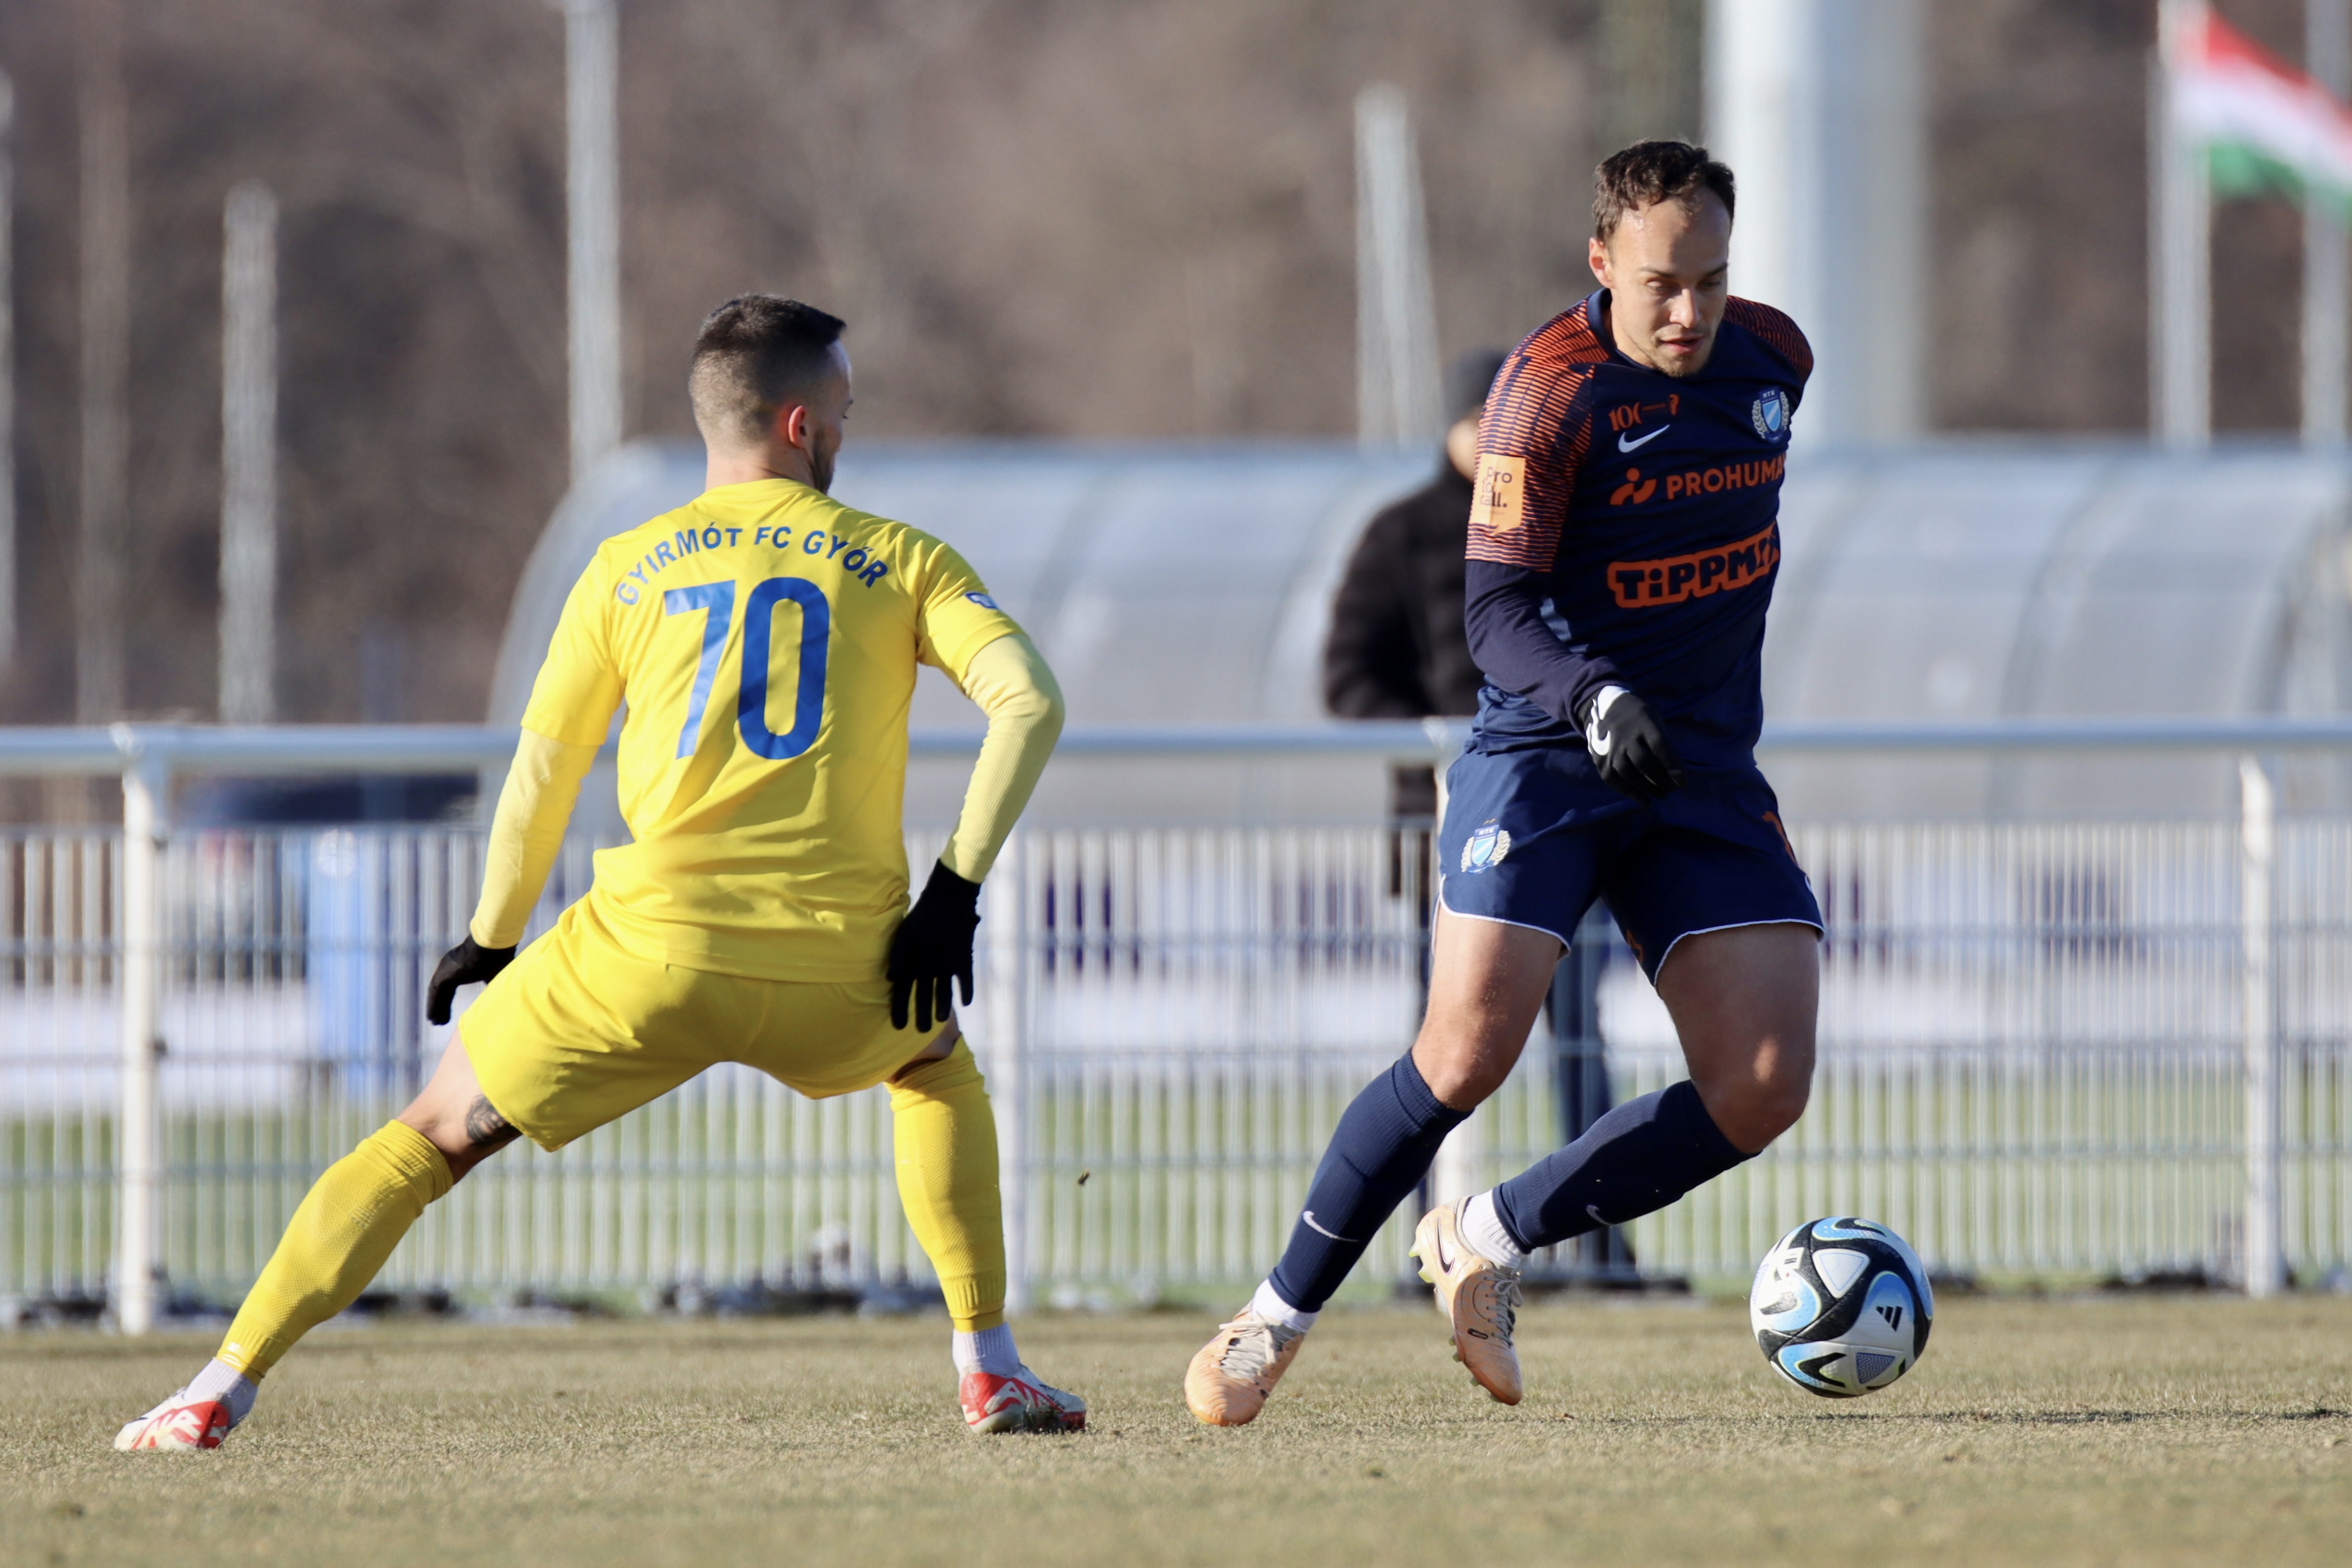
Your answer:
[888,860,983,1032]
[425,935,519,1026]
[1579,685,1686,805]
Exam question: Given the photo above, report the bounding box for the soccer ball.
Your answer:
[1748,1217,1934,1398]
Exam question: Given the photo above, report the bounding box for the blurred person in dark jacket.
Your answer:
[1323,349,1508,818]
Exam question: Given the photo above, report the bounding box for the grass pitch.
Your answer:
[5,1295,2349,1567]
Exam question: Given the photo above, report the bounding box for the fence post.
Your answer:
[115,743,168,1333]
[2239,756,2284,1297]
[984,833,1030,1314]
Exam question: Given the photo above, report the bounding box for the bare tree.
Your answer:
[0,0,2318,752]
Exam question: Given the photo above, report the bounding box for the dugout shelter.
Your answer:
[494,440,2352,828]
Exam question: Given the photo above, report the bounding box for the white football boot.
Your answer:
[1413,1198,1525,1404]
[1184,1305,1309,1426]
[114,1392,237,1452]
[960,1366,1087,1433]
[114,1360,257,1451]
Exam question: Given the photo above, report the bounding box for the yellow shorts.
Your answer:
[456,896,946,1151]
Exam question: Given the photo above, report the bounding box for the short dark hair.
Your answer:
[1592,140,1735,242]
[689,296,848,449]
[1446,348,1508,423]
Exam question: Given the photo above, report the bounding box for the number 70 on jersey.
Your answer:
[663,576,832,762]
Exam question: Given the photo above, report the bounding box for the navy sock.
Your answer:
[1491,1080,1750,1252]
[1267,1054,1468,1313]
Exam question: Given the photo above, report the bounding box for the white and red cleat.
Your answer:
[114,1395,234,1452]
[959,1367,1086,1434]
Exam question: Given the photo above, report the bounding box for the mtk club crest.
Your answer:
[1461,820,1512,873]
[1751,387,1790,442]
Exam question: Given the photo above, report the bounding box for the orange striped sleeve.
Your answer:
[1722,297,1813,385]
[1467,306,1609,570]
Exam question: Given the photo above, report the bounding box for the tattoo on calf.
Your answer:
[464,1095,518,1149]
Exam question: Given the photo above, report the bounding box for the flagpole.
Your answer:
[2307,0,2350,449]
[2153,0,2210,450]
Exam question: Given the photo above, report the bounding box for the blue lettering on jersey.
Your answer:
[739,577,831,759]
[614,519,899,604]
[663,581,737,757]
[965,592,999,609]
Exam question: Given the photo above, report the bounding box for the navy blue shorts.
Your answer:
[1438,745,1822,981]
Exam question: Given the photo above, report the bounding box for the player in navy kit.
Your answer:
[1186,141,1821,1424]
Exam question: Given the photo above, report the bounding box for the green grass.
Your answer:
[4,1296,2350,1567]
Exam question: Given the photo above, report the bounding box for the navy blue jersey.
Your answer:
[1462,290,1810,769]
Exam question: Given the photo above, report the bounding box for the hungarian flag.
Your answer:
[2169,1,2352,207]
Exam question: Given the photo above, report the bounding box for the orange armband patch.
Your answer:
[1469,454,1527,534]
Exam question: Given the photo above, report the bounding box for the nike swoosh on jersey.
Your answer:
[1302,1210,1360,1242]
[1616,425,1670,453]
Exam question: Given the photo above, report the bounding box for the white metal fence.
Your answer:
[1,722,2349,1325]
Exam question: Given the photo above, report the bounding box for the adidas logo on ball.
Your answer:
[1749,1216,1934,1399]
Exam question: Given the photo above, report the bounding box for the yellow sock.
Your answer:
[216,1121,452,1379]
[889,1041,1007,1332]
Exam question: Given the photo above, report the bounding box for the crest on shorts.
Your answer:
[1752,387,1791,442]
[1460,820,1512,873]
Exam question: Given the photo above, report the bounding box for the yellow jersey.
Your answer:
[515,477,1023,981]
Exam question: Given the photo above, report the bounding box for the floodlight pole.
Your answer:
[219,182,277,723]
[1354,85,1440,450]
[77,0,130,719]
[2306,0,2350,448]
[1701,0,1925,443]
[556,0,622,487]
[2153,0,2212,449]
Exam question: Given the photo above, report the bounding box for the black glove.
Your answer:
[1580,686,1685,804]
[425,935,519,1026]
[887,860,983,1032]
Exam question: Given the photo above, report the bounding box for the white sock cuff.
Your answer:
[1249,1277,1318,1333]
[1460,1190,1531,1269]
[187,1357,259,1425]
[953,1322,1021,1377]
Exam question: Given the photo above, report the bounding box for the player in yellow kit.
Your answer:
[115,296,1081,1449]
